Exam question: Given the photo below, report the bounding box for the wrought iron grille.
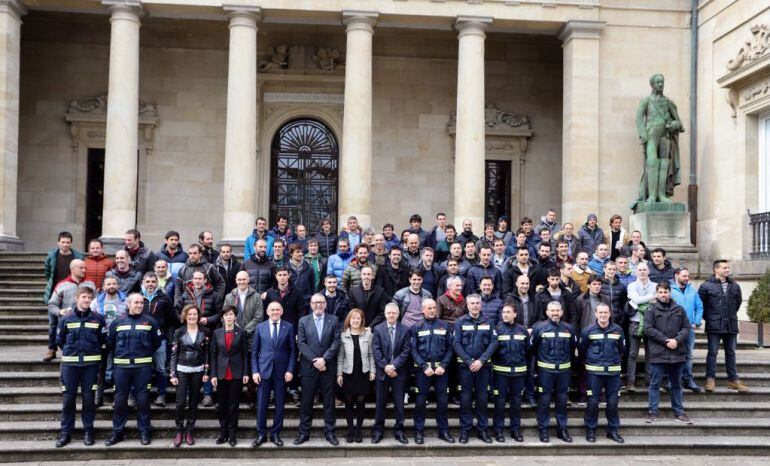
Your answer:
[485,160,511,224]
[270,119,339,232]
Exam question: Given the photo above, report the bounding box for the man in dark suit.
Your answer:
[371,302,411,444]
[348,266,388,328]
[295,293,341,445]
[251,302,296,447]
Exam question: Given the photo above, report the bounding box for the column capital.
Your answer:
[103,0,143,23]
[0,0,27,21]
[223,4,262,22]
[342,10,378,33]
[558,20,605,43]
[455,15,492,37]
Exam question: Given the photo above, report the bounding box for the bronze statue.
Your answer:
[633,74,684,209]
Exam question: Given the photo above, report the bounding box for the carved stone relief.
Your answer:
[726,24,769,72]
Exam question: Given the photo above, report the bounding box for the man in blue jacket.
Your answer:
[669,267,703,392]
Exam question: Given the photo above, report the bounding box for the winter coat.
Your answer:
[326,250,353,280]
[215,256,244,295]
[175,281,221,328]
[242,254,276,294]
[224,286,264,336]
[155,244,188,278]
[698,276,742,334]
[44,248,85,303]
[174,258,225,309]
[125,241,157,275]
[244,229,275,260]
[348,284,389,328]
[287,259,316,305]
[670,280,703,327]
[648,259,675,284]
[314,231,338,258]
[105,266,142,294]
[644,299,690,364]
[375,262,410,299]
[577,224,605,256]
[341,259,378,294]
[84,255,114,291]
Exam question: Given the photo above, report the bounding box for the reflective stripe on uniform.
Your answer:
[134,325,152,331]
[559,362,571,370]
[84,322,100,329]
[607,334,621,340]
[537,361,555,369]
[417,330,430,337]
[434,329,447,335]
[498,335,511,341]
[609,365,621,372]
[558,332,571,338]
[61,354,101,363]
[513,335,526,340]
[493,364,527,373]
[585,364,621,372]
[478,325,490,330]
[461,325,475,331]
[114,357,153,365]
[588,334,604,340]
[541,332,555,338]
[61,355,80,362]
[82,355,102,362]
[115,325,132,332]
[66,323,80,329]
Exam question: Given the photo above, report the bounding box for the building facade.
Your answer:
[0,0,767,290]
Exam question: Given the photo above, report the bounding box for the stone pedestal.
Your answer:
[631,204,697,268]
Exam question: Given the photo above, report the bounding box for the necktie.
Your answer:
[315,317,323,340]
[389,326,396,359]
[272,322,278,344]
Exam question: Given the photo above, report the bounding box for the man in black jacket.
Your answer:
[215,244,244,295]
[348,266,388,328]
[140,272,174,408]
[699,259,748,393]
[243,239,276,295]
[263,267,305,328]
[643,281,692,424]
[376,246,410,299]
[174,244,225,309]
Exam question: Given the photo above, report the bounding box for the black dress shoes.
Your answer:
[271,435,283,447]
[228,436,237,447]
[415,431,424,444]
[494,431,505,443]
[140,432,151,446]
[458,431,469,444]
[83,431,94,446]
[293,433,310,445]
[216,431,228,445]
[371,432,383,444]
[477,430,492,444]
[252,434,267,448]
[326,433,339,446]
[607,431,625,443]
[539,430,549,443]
[511,430,524,442]
[438,431,455,443]
[55,434,70,448]
[105,432,123,447]
[394,432,408,444]
[586,429,596,443]
[556,429,572,443]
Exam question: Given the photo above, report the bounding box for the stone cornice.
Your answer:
[557,20,605,43]
[0,0,27,20]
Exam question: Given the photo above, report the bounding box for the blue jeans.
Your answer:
[153,341,168,396]
[705,333,738,381]
[682,328,696,382]
[648,362,684,416]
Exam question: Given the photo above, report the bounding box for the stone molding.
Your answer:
[0,0,27,20]
[557,20,605,43]
[64,94,159,153]
[448,104,532,140]
[718,24,770,118]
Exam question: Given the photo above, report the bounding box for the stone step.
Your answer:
[694,339,757,350]
[0,315,47,325]
[0,258,45,265]
[0,305,47,313]
[0,290,46,299]
[2,385,768,405]
[0,325,48,335]
[0,335,48,345]
[2,401,770,423]
[0,273,47,281]
[0,436,768,462]
[2,417,770,442]
[0,296,48,304]
[0,280,46,287]
[0,265,45,272]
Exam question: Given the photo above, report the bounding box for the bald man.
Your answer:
[45,259,95,361]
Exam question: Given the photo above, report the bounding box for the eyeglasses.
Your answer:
[311,301,325,305]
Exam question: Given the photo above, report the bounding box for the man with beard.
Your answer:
[457,219,478,246]
[244,216,275,259]
[341,243,377,293]
[530,243,556,293]
[348,266,388,327]
[435,224,459,262]
[244,239,277,295]
[84,239,114,292]
[376,246,410,299]
[106,250,142,294]
[155,230,188,278]
[124,229,156,275]
[403,234,422,269]
[174,244,225,307]
[502,247,532,297]
[90,276,127,406]
[215,243,244,295]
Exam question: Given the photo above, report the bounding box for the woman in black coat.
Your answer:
[169,304,210,447]
[210,304,250,447]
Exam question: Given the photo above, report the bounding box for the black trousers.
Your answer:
[299,371,335,436]
[373,375,407,435]
[175,371,203,431]
[217,379,243,436]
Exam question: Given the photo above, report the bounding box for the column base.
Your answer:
[217,239,245,257]
[99,236,125,255]
[339,213,371,230]
[0,235,24,251]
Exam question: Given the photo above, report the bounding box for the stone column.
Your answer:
[453,16,492,231]
[221,7,260,248]
[558,20,604,225]
[339,11,377,229]
[100,0,142,250]
[0,0,25,250]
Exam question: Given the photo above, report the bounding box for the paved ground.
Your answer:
[4,456,770,466]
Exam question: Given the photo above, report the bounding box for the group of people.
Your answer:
[45,209,747,448]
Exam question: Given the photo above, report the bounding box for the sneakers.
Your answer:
[623,382,636,393]
[201,395,214,407]
[704,377,716,392]
[645,412,658,423]
[127,395,136,408]
[675,413,693,425]
[727,379,749,392]
[153,394,166,407]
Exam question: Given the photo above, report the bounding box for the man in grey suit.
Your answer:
[294,293,342,445]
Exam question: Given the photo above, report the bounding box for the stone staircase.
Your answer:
[0,251,769,461]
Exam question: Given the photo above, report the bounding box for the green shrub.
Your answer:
[748,270,770,323]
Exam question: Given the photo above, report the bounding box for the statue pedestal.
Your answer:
[630,202,697,266]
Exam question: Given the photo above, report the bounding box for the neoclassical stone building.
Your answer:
[0,0,767,283]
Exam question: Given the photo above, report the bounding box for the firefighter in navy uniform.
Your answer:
[531,300,576,443]
[452,294,497,444]
[106,293,162,446]
[410,298,455,445]
[579,302,626,444]
[55,285,104,448]
[491,302,530,443]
